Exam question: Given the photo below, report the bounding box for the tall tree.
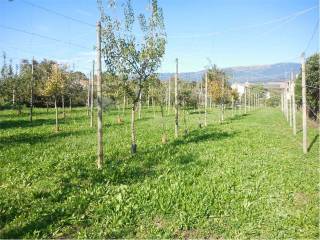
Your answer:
[98,0,166,153]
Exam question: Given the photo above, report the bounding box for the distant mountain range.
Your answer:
[159,63,301,84]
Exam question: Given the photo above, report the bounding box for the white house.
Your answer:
[231,83,246,96]
[265,91,271,99]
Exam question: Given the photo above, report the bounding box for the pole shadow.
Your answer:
[308,134,319,152]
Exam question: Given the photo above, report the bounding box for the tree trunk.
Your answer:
[62,95,65,120]
[138,92,142,120]
[152,97,156,118]
[69,97,72,112]
[160,104,167,144]
[131,103,137,154]
[183,108,188,135]
[55,96,59,132]
[17,100,22,115]
[12,89,15,106]
[117,104,122,124]
[231,97,234,117]
[122,92,126,116]
[46,101,49,113]
[221,103,224,123]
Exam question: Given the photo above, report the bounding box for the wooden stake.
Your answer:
[87,72,90,116]
[204,71,208,127]
[291,72,297,135]
[167,78,171,114]
[96,21,103,168]
[221,76,225,122]
[281,90,284,113]
[30,57,34,123]
[175,58,179,138]
[122,77,126,116]
[285,86,289,121]
[301,53,307,154]
[244,86,247,114]
[55,96,59,132]
[90,60,95,127]
[288,81,292,127]
[248,86,251,111]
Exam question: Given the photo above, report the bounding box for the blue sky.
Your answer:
[0,0,318,74]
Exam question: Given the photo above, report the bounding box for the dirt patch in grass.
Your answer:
[293,192,310,207]
[154,216,167,230]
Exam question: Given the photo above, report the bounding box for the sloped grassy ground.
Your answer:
[0,106,318,239]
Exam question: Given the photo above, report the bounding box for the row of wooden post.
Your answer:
[280,53,307,154]
[244,85,261,114]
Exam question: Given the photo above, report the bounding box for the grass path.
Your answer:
[0,107,318,238]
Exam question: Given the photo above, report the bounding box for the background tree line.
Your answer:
[295,53,319,120]
[0,52,88,112]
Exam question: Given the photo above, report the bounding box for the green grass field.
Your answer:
[0,106,318,238]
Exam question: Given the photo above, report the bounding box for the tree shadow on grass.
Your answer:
[0,129,90,149]
[0,118,56,130]
[172,128,237,147]
[0,175,91,239]
[228,113,249,121]
[215,113,250,126]
[101,127,236,186]
[0,116,85,130]
[104,117,153,129]
[189,110,205,115]
[0,125,237,238]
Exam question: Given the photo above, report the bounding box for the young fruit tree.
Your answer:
[0,54,23,114]
[44,64,65,132]
[98,0,166,154]
[207,65,230,123]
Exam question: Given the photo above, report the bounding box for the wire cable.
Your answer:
[303,20,319,53]
[20,0,96,28]
[167,5,317,39]
[0,24,92,50]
